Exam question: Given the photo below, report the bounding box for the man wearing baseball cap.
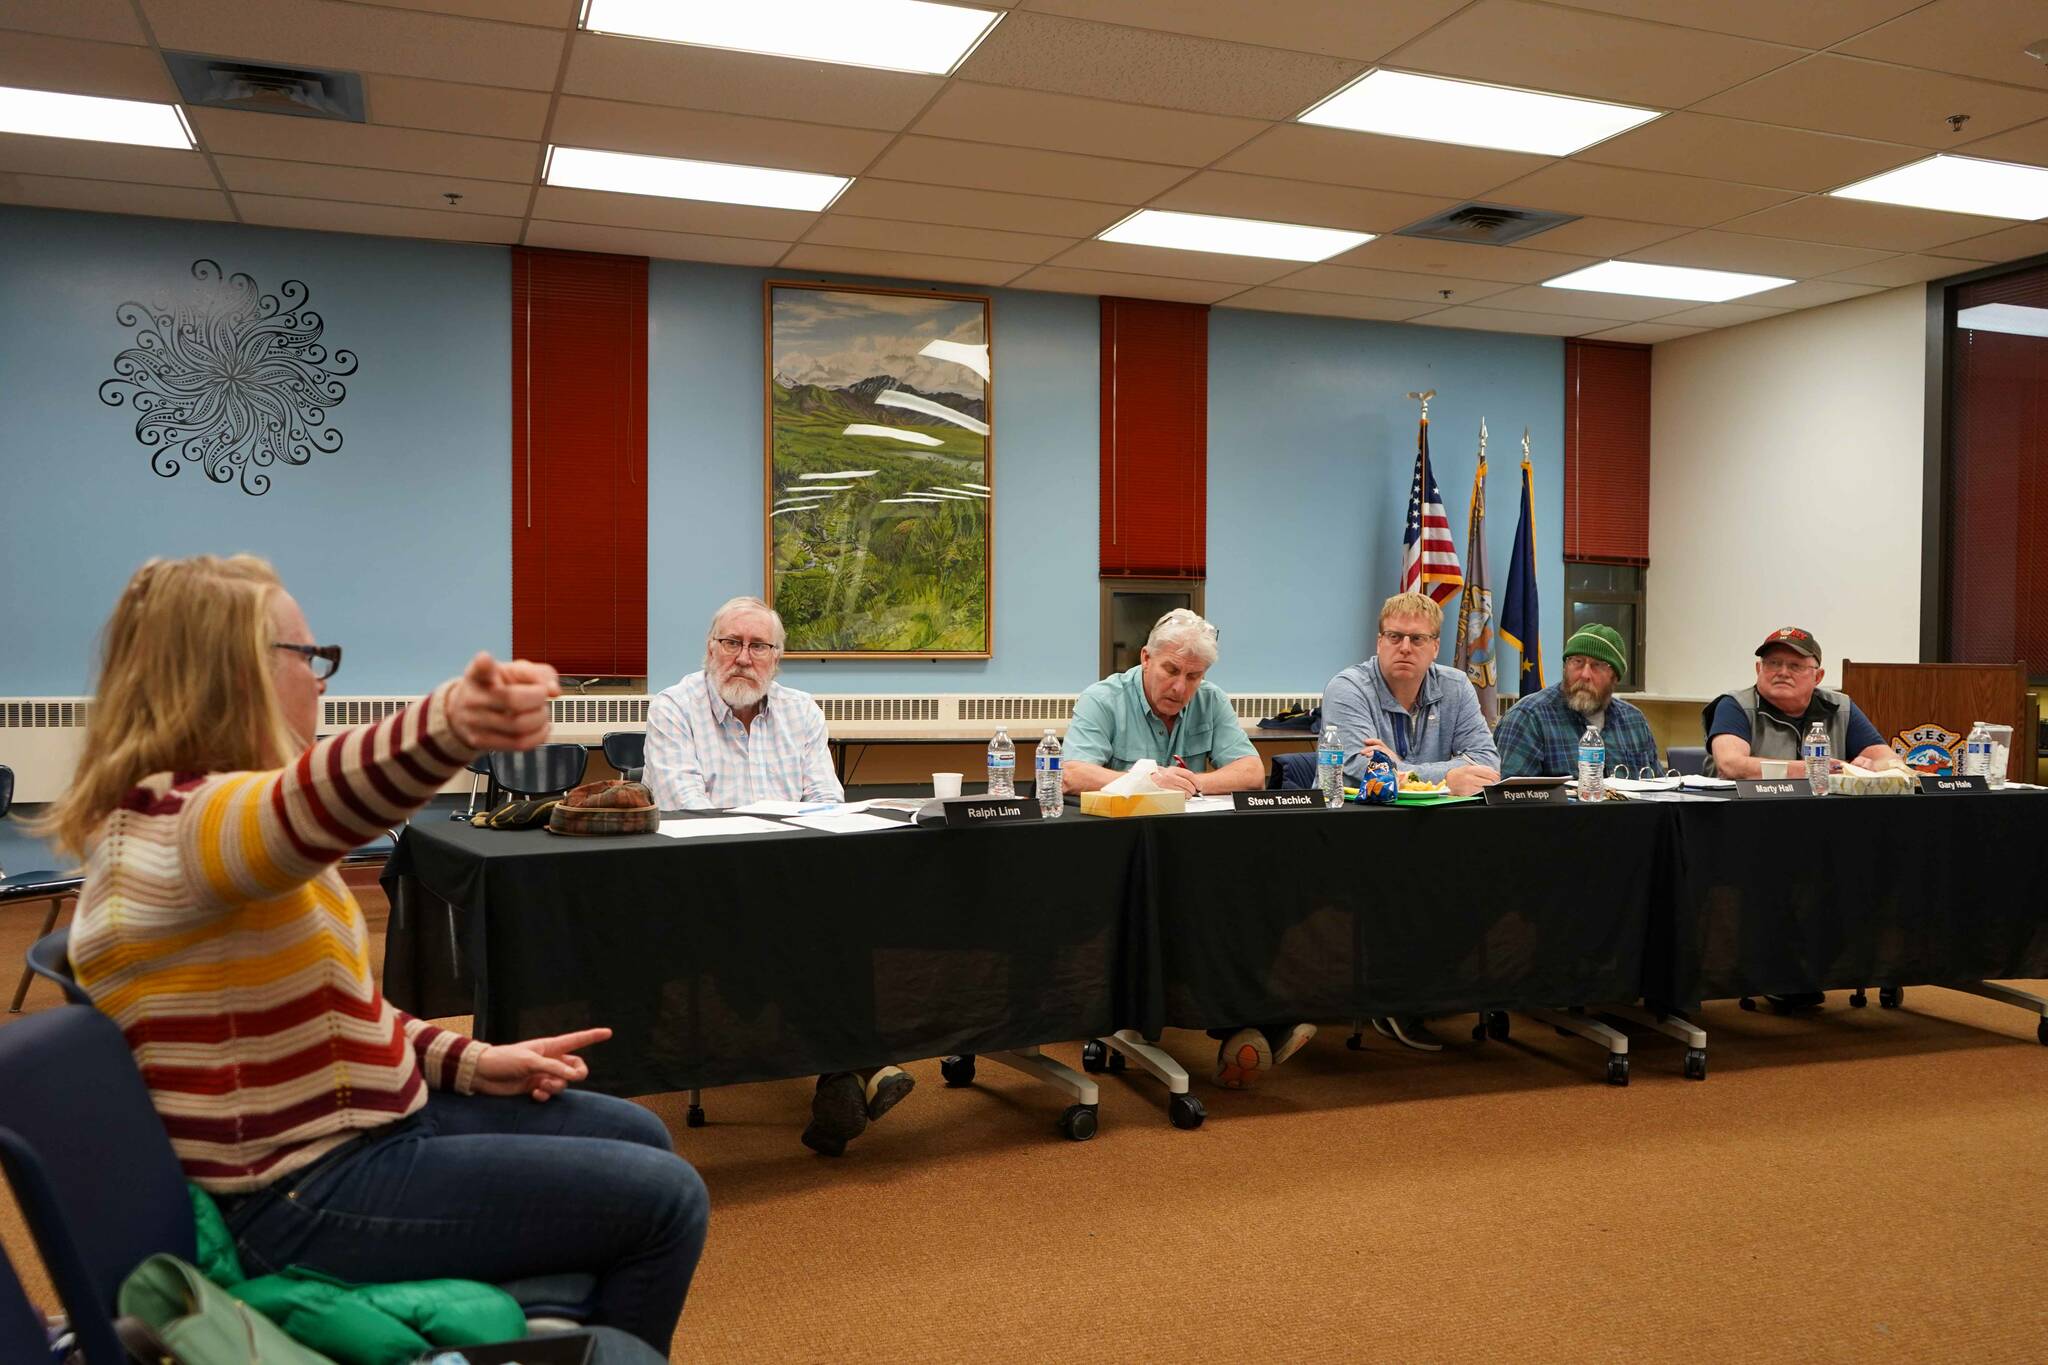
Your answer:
[1496,622,1663,778]
[1701,627,1893,780]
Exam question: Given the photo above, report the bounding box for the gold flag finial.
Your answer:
[1478,417,1488,460]
[1405,388,1436,419]
[1521,426,1531,462]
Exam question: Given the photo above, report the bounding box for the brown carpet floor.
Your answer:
[6,884,2047,1362]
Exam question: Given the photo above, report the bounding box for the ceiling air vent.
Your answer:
[1396,201,1578,247]
[162,53,366,122]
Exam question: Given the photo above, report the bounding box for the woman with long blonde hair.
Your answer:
[45,555,706,1354]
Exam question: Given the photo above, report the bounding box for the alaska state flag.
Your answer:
[1499,450,1545,694]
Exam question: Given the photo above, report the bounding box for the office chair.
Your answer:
[601,731,646,784]
[489,745,590,800]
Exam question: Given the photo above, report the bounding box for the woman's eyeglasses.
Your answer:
[273,642,343,681]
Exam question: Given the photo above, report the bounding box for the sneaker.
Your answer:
[1387,1016,1444,1052]
[1369,1017,1398,1042]
[802,1071,868,1156]
[1212,1027,1272,1089]
[1270,1022,1317,1067]
[864,1066,915,1122]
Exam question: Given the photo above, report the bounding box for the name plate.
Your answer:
[942,797,1035,827]
[1232,789,1323,812]
[1735,779,1810,799]
[1483,783,1568,807]
[1919,774,1989,794]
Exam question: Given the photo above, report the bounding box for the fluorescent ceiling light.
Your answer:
[1298,70,1658,157]
[1831,154,2048,221]
[1957,303,2048,337]
[843,423,943,447]
[544,145,847,211]
[1100,209,1371,262]
[0,85,193,149]
[580,0,1001,76]
[1543,260,1791,303]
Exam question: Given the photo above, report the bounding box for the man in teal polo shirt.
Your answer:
[1062,608,1264,797]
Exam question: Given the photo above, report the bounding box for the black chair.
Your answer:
[1270,751,1316,789]
[26,930,88,1007]
[601,731,646,784]
[1667,745,1707,776]
[454,752,494,821]
[489,745,589,800]
[0,1238,53,1365]
[3,764,83,1014]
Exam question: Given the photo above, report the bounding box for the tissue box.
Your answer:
[1079,790,1188,818]
[1831,765,1914,796]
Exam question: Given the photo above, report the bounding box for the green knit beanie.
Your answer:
[1563,623,1628,681]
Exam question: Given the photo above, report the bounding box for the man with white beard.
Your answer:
[1494,623,1663,778]
[647,597,909,1156]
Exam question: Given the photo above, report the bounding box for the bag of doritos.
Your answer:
[1354,750,1398,805]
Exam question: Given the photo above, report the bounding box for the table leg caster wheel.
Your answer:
[1850,989,1867,1008]
[1487,1010,1510,1041]
[1606,1056,1629,1087]
[1168,1094,1205,1130]
[941,1055,976,1087]
[1739,996,1757,1012]
[1108,1049,1127,1073]
[1059,1103,1098,1141]
[1880,986,1904,1009]
[1471,1019,1487,1042]
[2037,1018,2048,1047]
[1345,1031,1364,1051]
[686,1105,706,1128]
[1080,1040,1107,1073]
[1683,1048,1707,1081]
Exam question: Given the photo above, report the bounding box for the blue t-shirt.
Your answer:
[1707,695,1884,754]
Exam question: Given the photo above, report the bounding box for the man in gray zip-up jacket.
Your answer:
[1322,592,1501,798]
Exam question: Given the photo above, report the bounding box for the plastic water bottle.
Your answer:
[1576,725,1606,802]
[1962,721,1992,778]
[1317,725,1344,808]
[986,727,1015,797]
[1035,729,1063,819]
[1803,721,1831,795]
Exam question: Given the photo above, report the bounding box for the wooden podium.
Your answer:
[1838,660,2037,780]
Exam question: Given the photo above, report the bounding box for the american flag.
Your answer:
[1401,414,1464,604]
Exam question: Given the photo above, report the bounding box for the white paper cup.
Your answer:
[1759,759,1790,779]
[933,772,963,798]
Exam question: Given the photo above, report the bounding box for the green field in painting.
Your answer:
[770,381,988,653]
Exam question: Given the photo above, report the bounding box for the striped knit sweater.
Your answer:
[71,683,484,1194]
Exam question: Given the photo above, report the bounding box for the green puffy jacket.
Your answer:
[190,1186,528,1365]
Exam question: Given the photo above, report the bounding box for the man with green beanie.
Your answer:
[1495,622,1662,777]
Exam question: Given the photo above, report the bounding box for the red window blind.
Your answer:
[1100,297,1208,578]
[1948,266,2048,672]
[1563,338,1652,566]
[511,247,648,677]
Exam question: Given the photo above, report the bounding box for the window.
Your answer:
[1100,580,1206,676]
[1565,562,1645,686]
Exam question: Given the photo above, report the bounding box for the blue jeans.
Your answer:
[220,1089,708,1353]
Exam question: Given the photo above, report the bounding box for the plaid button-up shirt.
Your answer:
[644,672,843,810]
[1495,683,1663,778]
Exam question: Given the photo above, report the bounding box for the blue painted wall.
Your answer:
[0,206,509,694]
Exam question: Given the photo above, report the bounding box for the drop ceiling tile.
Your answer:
[1006,264,1242,303]
[1579,113,1918,194]
[1023,0,1467,60]
[1723,196,2012,253]
[778,244,1028,288]
[532,185,817,241]
[1215,286,1442,320]
[525,220,791,266]
[189,109,540,182]
[0,0,149,44]
[1654,301,1788,326]
[910,83,1264,167]
[1480,285,1685,321]
[1486,162,1795,228]
[1410,304,1617,335]
[1271,261,1515,303]
[0,172,231,220]
[0,32,177,100]
[1622,229,1891,276]
[1933,222,2048,263]
[550,97,892,176]
[1046,239,1303,285]
[363,75,551,140]
[1739,279,1885,307]
[1950,119,2048,170]
[829,179,1126,237]
[564,34,940,130]
[1536,0,1925,48]
[1823,253,1976,286]
[0,133,214,188]
[140,0,567,89]
[1214,125,1549,199]
[1329,234,1597,281]
[867,136,1187,203]
[1583,321,1711,343]
[1386,0,1802,107]
[805,215,1072,264]
[960,10,1360,119]
[1147,170,1453,233]
[1694,54,2048,148]
[357,0,576,24]
[1514,217,1688,257]
[1839,0,2048,87]
[234,191,523,241]
[214,155,533,215]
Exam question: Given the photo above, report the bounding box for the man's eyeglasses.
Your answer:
[713,637,780,659]
[1379,630,1439,648]
[273,643,342,681]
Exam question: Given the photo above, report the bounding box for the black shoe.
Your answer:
[1766,992,1826,1012]
[802,1072,868,1156]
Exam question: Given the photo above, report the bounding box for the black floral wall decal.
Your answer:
[99,259,358,496]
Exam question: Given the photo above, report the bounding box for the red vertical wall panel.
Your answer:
[1563,338,1652,565]
[1099,297,1208,578]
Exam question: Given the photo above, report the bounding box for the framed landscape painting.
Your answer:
[764,281,992,659]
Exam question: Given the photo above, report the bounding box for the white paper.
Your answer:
[783,812,906,834]
[728,800,813,816]
[1606,776,1680,793]
[1183,795,1238,813]
[1102,759,1169,796]
[1681,775,1736,789]
[657,816,787,838]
